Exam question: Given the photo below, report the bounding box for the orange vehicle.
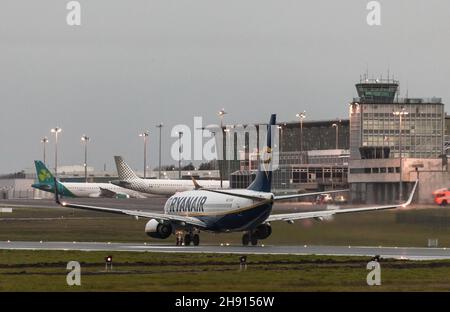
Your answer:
[433,188,450,206]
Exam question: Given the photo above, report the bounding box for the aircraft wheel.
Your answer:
[184,234,191,246]
[193,234,200,246]
[251,236,258,246]
[242,233,250,246]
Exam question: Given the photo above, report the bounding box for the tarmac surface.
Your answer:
[1,240,449,260]
[0,198,444,260]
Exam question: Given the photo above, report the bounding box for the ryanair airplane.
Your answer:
[55,114,418,246]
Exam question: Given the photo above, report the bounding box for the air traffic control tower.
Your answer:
[349,78,400,160]
[349,77,444,160]
[355,78,399,104]
[348,76,446,204]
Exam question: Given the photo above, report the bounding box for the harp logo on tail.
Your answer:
[39,169,52,183]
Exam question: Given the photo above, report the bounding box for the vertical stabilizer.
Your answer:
[246,114,276,192]
[114,156,140,181]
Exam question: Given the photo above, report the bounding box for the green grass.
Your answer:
[1,206,450,247]
[1,250,450,291]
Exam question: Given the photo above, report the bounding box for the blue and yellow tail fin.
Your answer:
[246,114,276,193]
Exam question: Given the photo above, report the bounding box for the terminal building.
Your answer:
[445,115,450,156]
[224,119,350,194]
[225,77,448,203]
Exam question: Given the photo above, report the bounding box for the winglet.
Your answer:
[191,176,202,190]
[402,180,418,207]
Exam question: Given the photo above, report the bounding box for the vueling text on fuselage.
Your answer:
[167,196,207,213]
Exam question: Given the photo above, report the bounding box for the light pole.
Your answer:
[209,129,218,176]
[277,125,283,152]
[224,128,231,185]
[296,111,306,162]
[50,127,62,178]
[393,106,409,202]
[156,124,163,179]
[81,135,90,183]
[218,109,227,188]
[332,123,339,149]
[41,137,49,165]
[139,131,149,179]
[177,131,183,179]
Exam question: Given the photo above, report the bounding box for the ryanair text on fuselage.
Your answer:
[166,196,208,213]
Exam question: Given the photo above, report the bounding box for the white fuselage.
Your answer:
[115,179,230,196]
[163,189,273,232]
[62,182,146,198]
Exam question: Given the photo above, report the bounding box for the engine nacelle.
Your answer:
[145,219,172,239]
[314,215,334,222]
[254,223,272,240]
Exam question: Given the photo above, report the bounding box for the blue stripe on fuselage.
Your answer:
[197,202,272,232]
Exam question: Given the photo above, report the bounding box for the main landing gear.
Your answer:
[242,224,272,246]
[176,231,200,246]
[242,232,258,246]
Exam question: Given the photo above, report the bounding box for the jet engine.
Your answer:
[145,219,172,239]
[254,223,272,239]
[314,205,338,222]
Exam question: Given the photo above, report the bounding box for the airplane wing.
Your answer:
[204,187,348,201]
[99,187,121,198]
[196,188,271,201]
[57,200,207,228]
[267,180,418,223]
[99,187,146,199]
[274,189,348,201]
[53,179,206,228]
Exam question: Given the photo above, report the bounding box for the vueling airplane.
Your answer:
[55,114,418,246]
[32,161,146,198]
[111,156,230,196]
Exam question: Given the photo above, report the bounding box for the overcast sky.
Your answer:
[0,0,449,174]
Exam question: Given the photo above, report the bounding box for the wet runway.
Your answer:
[1,240,449,260]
